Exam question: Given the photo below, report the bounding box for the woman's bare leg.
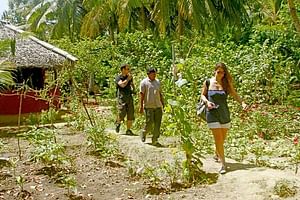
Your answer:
[211,128,228,169]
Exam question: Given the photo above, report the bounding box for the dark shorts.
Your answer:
[117,97,134,121]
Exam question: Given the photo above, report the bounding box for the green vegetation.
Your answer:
[273,179,298,198]
[1,0,300,197]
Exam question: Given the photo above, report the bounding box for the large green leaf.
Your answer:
[0,69,14,90]
[24,0,85,41]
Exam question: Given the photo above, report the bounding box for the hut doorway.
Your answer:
[14,67,45,90]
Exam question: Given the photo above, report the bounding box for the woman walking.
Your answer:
[201,62,247,174]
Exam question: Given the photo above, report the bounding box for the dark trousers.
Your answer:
[143,107,163,142]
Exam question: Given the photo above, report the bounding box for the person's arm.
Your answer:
[201,80,215,110]
[139,81,145,113]
[118,73,132,88]
[158,82,164,108]
[131,79,136,94]
[159,92,164,108]
[139,92,145,113]
[200,80,208,102]
[229,82,247,109]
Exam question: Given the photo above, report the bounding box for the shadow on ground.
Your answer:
[226,162,256,172]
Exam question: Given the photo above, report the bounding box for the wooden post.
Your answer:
[172,43,177,96]
[17,87,23,159]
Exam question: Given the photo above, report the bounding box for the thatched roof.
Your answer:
[0,21,77,68]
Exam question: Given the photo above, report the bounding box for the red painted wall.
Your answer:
[0,88,60,115]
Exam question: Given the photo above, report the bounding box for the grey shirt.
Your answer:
[140,77,163,108]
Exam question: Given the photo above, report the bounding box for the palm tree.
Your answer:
[287,0,300,33]
[81,0,144,40]
[257,0,284,25]
[13,0,250,41]
[118,0,143,32]
[25,0,85,41]
[151,0,248,37]
[247,0,300,33]
[80,0,249,41]
[80,0,119,40]
[80,0,148,40]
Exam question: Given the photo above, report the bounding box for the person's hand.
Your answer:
[127,73,132,81]
[241,101,248,110]
[207,101,216,110]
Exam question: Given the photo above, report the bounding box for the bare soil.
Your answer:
[1,107,300,200]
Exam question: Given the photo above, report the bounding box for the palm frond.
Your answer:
[151,0,174,35]
[26,0,54,21]
[272,0,284,15]
[0,70,14,86]
[81,0,120,39]
[37,2,57,28]
[26,2,52,32]
[189,0,209,32]
[118,0,141,31]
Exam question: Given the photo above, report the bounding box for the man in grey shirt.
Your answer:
[139,68,164,146]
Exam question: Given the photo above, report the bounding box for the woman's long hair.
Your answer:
[215,62,234,94]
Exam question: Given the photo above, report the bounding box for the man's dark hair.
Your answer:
[147,67,157,74]
[120,64,129,71]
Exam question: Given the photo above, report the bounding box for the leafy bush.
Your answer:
[21,128,71,167]
[52,32,171,98]
[273,179,297,198]
[85,116,119,158]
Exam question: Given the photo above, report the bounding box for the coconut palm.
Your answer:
[257,0,284,25]
[80,0,249,40]
[150,0,248,37]
[11,0,250,41]
[81,0,155,40]
[117,0,157,32]
[287,0,300,33]
[80,0,119,40]
[25,0,86,41]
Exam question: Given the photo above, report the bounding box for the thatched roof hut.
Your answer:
[0,20,77,68]
[0,21,78,120]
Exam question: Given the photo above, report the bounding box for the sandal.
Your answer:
[213,155,220,163]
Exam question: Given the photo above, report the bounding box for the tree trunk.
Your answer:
[109,24,115,44]
[287,0,300,33]
[88,73,94,95]
[141,6,146,31]
[177,13,184,57]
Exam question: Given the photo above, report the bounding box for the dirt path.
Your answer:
[1,110,300,200]
[110,127,300,200]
